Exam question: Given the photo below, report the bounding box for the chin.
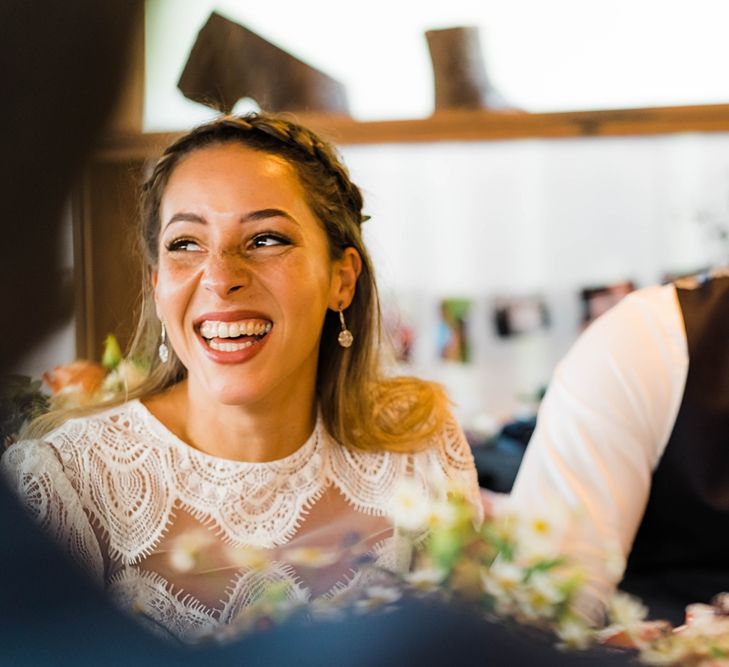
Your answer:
[211,387,262,406]
[198,374,262,406]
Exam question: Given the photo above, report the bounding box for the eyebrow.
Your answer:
[163,208,299,230]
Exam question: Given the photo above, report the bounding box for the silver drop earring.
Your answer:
[158,322,170,363]
[337,306,354,348]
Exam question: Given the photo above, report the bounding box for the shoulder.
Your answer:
[570,283,683,356]
[416,411,476,469]
[558,283,687,392]
[517,282,687,487]
[35,400,152,456]
[2,400,155,486]
[1,438,64,484]
[325,410,482,520]
[409,411,483,521]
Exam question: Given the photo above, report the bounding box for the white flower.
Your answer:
[515,509,567,562]
[309,598,346,622]
[169,549,196,573]
[556,619,593,650]
[405,567,447,592]
[443,477,472,502]
[167,530,215,573]
[426,498,459,529]
[530,571,566,604]
[482,561,523,599]
[101,360,147,398]
[365,585,402,604]
[608,591,648,629]
[284,547,340,568]
[387,479,431,532]
[225,545,270,571]
[354,585,402,613]
[637,639,690,666]
[514,571,565,620]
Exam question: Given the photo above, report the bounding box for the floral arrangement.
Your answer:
[0,334,147,447]
[159,480,729,666]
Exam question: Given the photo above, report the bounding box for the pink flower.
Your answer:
[43,360,107,398]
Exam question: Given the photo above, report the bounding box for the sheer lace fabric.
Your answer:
[1,400,481,643]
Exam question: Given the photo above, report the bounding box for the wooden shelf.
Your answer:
[95,103,729,161]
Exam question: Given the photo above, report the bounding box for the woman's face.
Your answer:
[154,143,359,408]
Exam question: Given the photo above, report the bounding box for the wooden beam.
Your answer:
[96,103,729,161]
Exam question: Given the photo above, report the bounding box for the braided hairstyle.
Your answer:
[42,113,448,452]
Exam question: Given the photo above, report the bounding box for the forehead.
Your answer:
[162,143,306,210]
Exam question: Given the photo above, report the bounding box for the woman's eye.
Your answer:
[165,238,201,252]
[250,233,290,249]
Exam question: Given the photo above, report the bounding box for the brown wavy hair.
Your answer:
[27,113,450,452]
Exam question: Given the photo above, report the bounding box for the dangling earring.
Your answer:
[337,305,354,348]
[158,322,170,363]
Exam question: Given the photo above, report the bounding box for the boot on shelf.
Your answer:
[425,26,518,113]
[178,12,349,115]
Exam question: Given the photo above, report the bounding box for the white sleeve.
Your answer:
[507,284,688,619]
[428,413,485,524]
[0,440,105,585]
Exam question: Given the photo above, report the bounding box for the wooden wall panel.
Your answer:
[74,159,148,360]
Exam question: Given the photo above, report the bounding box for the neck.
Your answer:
[147,379,318,462]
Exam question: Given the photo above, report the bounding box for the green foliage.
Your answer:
[101,333,123,370]
[0,375,49,447]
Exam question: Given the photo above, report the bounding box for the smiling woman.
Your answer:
[1,113,482,643]
[147,143,360,460]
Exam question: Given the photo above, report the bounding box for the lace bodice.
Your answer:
[1,400,481,642]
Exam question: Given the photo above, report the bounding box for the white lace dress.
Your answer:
[1,400,481,643]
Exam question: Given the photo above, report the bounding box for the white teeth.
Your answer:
[209,339,255,352]
[199,319,272,340]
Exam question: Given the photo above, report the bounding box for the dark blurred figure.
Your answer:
[0,3,188,664]
[0,1,142,373]
[0,3,629,664]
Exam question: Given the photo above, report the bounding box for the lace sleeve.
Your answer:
[422,415,484,523]
[1,440,105,584]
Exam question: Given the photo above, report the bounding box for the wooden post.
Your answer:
[103,2,145,135]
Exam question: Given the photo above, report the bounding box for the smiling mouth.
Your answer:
[198,319,272,352]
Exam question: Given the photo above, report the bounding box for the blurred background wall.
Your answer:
[16,0,729,436]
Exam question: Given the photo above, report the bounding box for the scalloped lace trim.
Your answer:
[108,544,396,643]
[35,401,480,563]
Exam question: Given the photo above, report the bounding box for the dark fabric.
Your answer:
[622,273,729,624]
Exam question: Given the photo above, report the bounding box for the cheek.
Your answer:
[276,255,333,306]
[154,263,198,319]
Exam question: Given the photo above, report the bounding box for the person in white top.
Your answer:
[509,274,729,623]
[1,114,481,643]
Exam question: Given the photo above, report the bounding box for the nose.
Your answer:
[200,249,250,297]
